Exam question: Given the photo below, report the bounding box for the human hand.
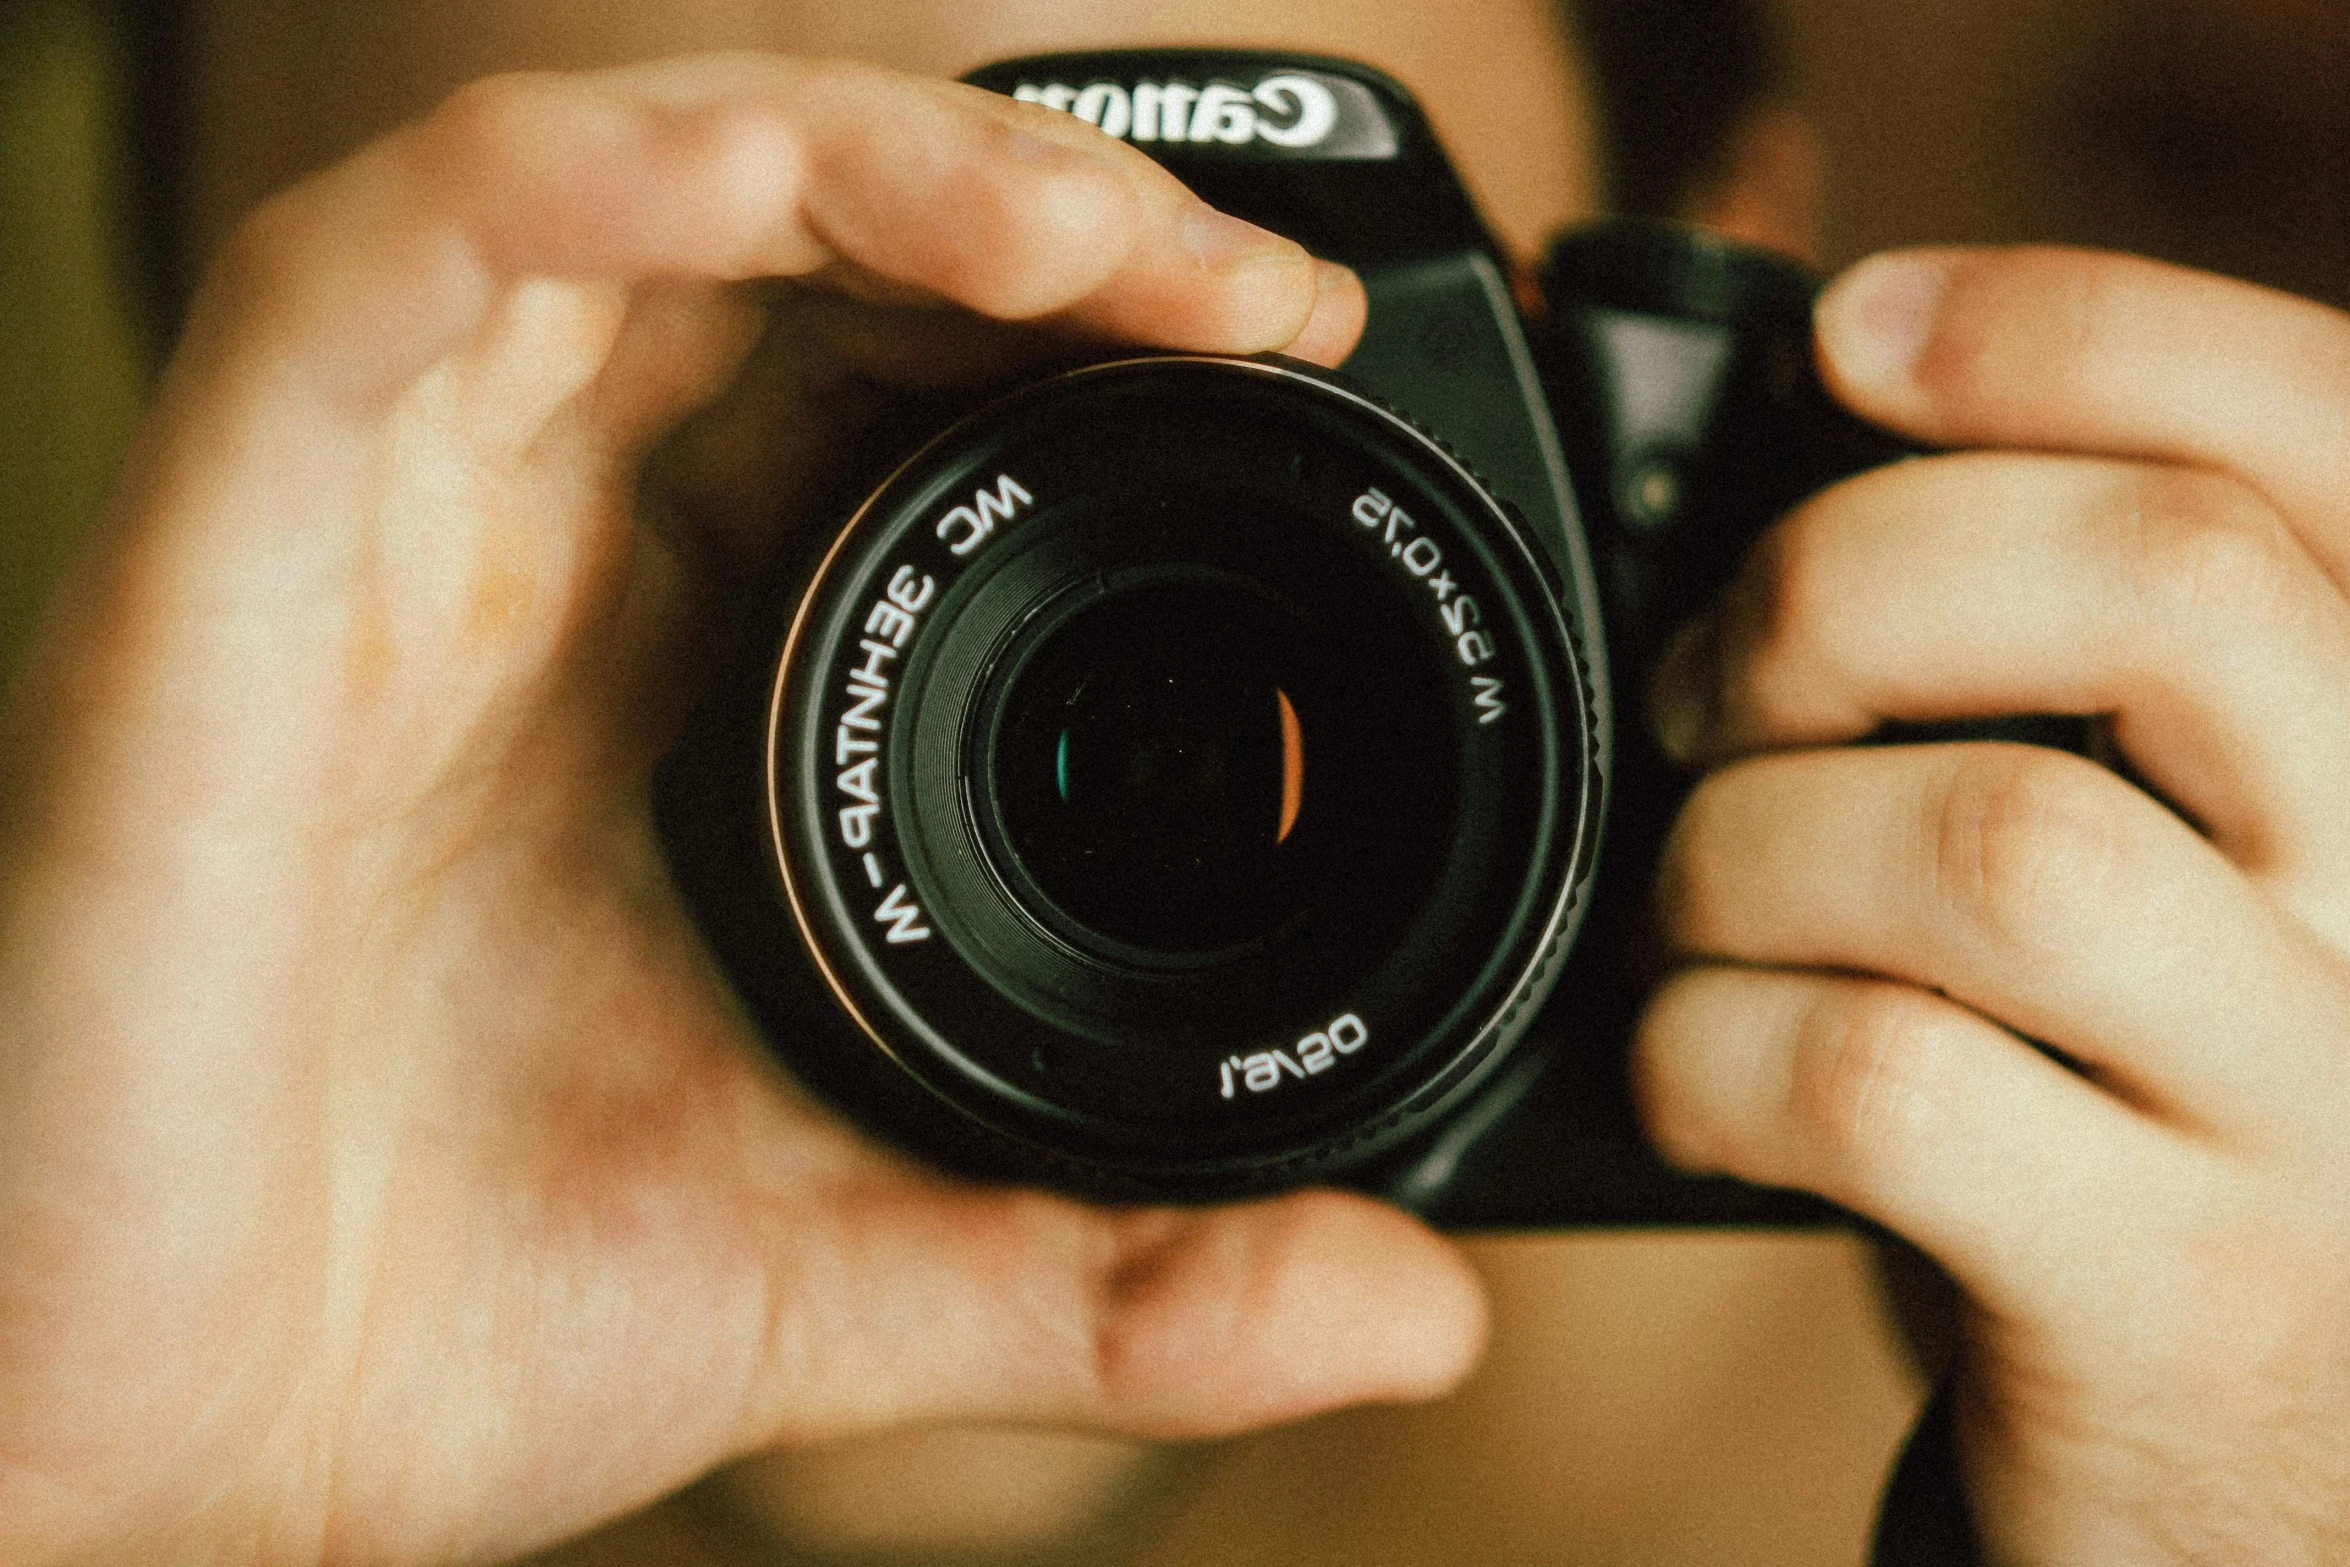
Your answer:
[0,55,1483,1567]
[1636,246,2350,1563]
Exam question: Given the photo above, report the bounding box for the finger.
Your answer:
[1654,451,2350,915]
[638,252,1368,582]
[732,1180,1488,1447]
[1660,743,2350,1144]
[1814,246,2350,585]
[1633,963,2182,1322]
[190,54,1338,413]
[575,280,773,472]
[1270,262,1368,369]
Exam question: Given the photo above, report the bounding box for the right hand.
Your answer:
[1637,245,2350,1564]
[0,55,1483,1567]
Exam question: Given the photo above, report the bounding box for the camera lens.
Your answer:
[766,356,1597,1191]
[988,576,1320,954]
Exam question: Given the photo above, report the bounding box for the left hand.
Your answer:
[1635,246,2350,1564]
[0,57,1477,1567]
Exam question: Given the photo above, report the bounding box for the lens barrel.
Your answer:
[767,356,1597,1190]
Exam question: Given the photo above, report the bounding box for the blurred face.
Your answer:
[185,0,1604,267]
[1773,0,2350,308]
[175,3,1604,1558]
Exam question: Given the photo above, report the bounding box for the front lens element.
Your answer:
[986,571,1443,959]
[994,580,1309,952]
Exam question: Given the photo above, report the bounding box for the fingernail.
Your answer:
[1182,203,1299,270]
[1815,252,1956,392]
[1650,618,1719,766]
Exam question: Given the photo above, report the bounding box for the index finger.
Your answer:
[1813,246,2350,584]
[192,53,1352,413]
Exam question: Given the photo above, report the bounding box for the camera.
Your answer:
[659,50,2050,1227]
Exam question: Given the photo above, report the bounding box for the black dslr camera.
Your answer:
[660,51,1961,1227]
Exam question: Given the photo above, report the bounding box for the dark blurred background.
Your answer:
[1774,0,2347,306]
[0,0,142,685]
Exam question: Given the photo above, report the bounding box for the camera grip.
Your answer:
[1382,225,2089,1228]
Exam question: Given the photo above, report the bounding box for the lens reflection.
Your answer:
[993,581,1328,954]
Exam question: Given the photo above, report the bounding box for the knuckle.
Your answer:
[949,139,1136,320]
[409,70,587,226]
[1929,746,2132,956]
[2113,469,2305,636]
[1791,983,1954,1177]
[426,69,568,161]
[935,173,1054,303]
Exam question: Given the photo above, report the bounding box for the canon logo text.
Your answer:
[1014,73,1341,150]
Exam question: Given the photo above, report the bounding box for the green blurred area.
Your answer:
[0,0,148,685]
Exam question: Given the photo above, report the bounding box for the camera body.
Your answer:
[659,51,1938,1227]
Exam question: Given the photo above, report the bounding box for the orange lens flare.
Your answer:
[1277,688,1303,844]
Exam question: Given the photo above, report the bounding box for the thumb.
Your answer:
[732,1178,1489,1448]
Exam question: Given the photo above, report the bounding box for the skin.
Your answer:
[163,8,1916,1564]
[1640,251,2350,1562]
[5,3,2348,1565]
[166,8,1918,1565]
[0,52,1467,1567]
